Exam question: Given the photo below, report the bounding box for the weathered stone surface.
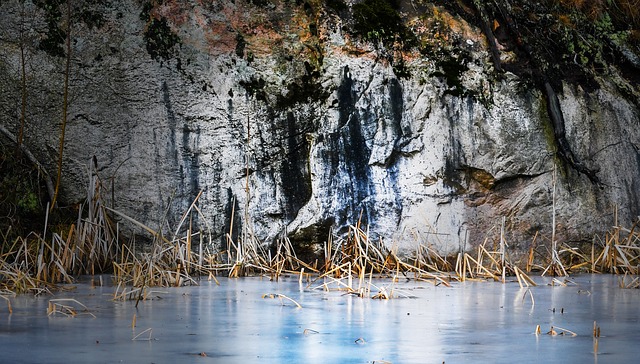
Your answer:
[1,0,638,256]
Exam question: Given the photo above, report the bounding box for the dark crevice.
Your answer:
[224,188,241,247]
[280,112,312,221]
[469,1,503,73]
[492,171,547,189]
[543,81,601,185]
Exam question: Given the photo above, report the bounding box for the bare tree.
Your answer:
[50,0,72,211]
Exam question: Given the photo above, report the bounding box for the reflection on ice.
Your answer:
[1,274,639,363]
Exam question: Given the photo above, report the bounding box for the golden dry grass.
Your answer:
[2,164,639,296]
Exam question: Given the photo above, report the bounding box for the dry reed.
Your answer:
[132,328,153,341]
[1,163,120,292]
[3,158,640,299]
[262,293,302,308]
[0,293,13,313]
[47,298,95,318]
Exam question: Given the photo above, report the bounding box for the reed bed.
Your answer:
[304,223,455,298]
[3,162,640,296]
[541,212,640,277]
[592,220,640,275]
[4,205,640,295]
[0,164,120,293]
[453,213,640,289]
[105,205,233,300]
[453,231,538,287]
[0,162,225,295]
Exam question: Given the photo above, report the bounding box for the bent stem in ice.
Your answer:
[262,293,302,308]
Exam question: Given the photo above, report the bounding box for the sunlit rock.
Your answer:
[0,0,638,256]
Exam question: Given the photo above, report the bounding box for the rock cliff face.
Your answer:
[1,0,639,255]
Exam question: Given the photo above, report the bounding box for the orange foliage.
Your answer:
[558,14,573,27]
[557,0,606,20]
[141,0,319,57]
[556,0,640,25]
[557,0,586,8]
[616,0,640,26]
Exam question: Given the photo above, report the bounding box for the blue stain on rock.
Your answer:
[389,77,406,217]
[162,80,201,227]
[160,81,181,227]
[279,112,312,220]
[182,124,201,204]
[162,81,179,164]
[332,66,374,229]
[373,78,404,229]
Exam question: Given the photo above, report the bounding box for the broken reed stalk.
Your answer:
[527,231,538,273]
[464,253,499,281]
[0,294,13,314]
[514,266,537,287]
[303,328,319,335]
[522,288,535,306]
[262,293,302,308]
[515,265,523,287]
[618,273,640,288]
[593,320,601,354]
[551,166,557,270]
[132,328,153,341]
[47,298,95,318]
[455,252,465,282]
[171,189,204,242]
[541,166,567,277]
[549,325,577,337]
[559,244,591,271]
[478,243,502,273]
[501,216,506,283]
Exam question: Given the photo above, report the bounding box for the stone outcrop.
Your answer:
[1,0,639,255]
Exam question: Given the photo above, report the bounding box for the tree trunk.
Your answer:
[51,0,72,211]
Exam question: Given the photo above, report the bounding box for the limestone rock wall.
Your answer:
[1,0,639,255]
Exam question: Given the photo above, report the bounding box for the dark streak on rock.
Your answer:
[334,66,373,228]
[543,81,601,185]
[464,0,602,185]
[280,112,312,220]
[224,188,241,246]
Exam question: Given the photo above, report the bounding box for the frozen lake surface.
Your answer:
[1,274,639,363]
